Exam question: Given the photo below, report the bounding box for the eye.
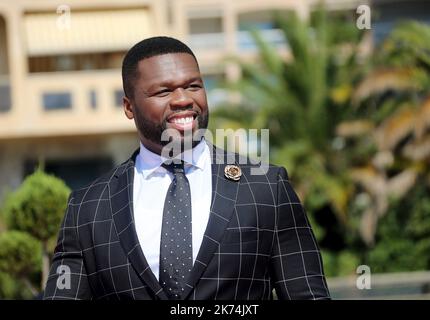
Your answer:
[187,83,202,91]
[154,89,171,97]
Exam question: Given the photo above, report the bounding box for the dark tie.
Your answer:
[159,161,193,299]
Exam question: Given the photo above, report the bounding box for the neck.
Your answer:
[139,138,203,158]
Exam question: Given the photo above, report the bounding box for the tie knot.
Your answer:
[162,161,185,175]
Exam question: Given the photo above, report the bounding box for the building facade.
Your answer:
[2,0,420,200]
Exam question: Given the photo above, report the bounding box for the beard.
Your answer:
[134,107,209,154]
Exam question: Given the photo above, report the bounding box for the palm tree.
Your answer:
[211,8,368,230]
[338,21,430,246]
[210,10,430,274]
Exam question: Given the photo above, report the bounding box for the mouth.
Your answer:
[166,111,198,132]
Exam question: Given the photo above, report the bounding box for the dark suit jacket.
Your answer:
[44,146,330,300]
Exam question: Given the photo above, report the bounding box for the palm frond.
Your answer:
[336,120,374,137]
[414,96,430,139]
[375,105,416,151]
[248,28,285,78]
[403,136,430,161]
[352,68,421,106]
[384,21,430,68]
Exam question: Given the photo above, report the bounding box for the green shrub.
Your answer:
[366,183,430,273]
[321,250,337,277]
[0,169,71,296]
[321,249,361,277]
[2,169,70,242]
[0,230,42,277]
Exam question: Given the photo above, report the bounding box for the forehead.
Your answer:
[137,53,200,85]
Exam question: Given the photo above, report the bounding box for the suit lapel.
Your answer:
[183,146,239,299]
[109,150,168,300]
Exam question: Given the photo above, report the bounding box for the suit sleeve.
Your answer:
[43,192,93,300]
[270,167,330,300]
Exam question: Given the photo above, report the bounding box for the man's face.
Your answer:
[123,53,209,155]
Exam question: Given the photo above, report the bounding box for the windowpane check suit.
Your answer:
[44,146,330,300]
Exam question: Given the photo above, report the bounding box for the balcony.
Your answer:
[188,28,287,54]
[0,70,135,140]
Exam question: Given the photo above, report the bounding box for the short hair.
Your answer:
[122,36,198,99]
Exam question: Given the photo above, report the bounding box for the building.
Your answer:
[1,0,427,200]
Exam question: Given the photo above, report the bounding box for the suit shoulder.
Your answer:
[240,162,286,182]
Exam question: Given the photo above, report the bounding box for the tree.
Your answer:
[1,168,70,292]
[0,231,42,297]
[339,21,430,245]
[211,8,430,276]
[211,8,368,250]
[366,183,430,272]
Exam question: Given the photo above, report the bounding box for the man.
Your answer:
[44,36,330,300]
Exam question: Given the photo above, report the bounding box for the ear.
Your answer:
[123,96,134,120]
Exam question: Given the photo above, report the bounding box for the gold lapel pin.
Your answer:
[224,165,242,181]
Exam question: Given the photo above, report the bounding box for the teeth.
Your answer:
[172,116,193,124]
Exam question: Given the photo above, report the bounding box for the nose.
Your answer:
[170,88,193,109]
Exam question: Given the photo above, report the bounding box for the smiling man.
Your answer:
[44,36,330,300]
[122,46,209,156]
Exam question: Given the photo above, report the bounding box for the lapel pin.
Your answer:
[224,165,242,181]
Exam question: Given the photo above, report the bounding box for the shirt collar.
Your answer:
[135,139,208,179]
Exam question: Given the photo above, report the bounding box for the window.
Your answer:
[114,89,124,107]
[29,51,126,73]
[89,90,97,109]
[0,16,10,112]
[42,92,72,110]
[237,11,288,51]
[188,11,225,50]
[189,17,223,34]
[0,82,11,112]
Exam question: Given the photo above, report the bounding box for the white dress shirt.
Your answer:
[133,140,212,281]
